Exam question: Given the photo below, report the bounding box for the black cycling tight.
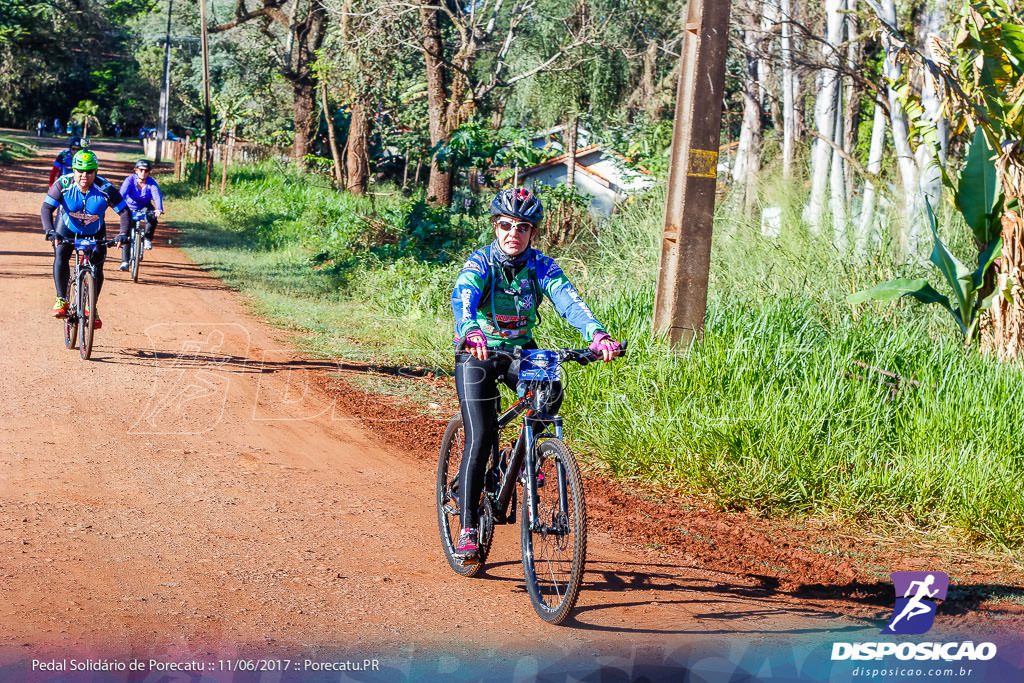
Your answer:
[454,350,562,530]
[53,231,106,300]
[121,210,157,262]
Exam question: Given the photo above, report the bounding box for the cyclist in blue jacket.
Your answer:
[49,137,82,186]
[117,159,165,269]
[42,150,130,329]
[449,187,620,563]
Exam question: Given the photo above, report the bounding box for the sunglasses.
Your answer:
[495,218,533,234]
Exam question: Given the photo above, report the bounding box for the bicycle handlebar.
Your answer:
[53,236,123,248]
[478,340,629,365]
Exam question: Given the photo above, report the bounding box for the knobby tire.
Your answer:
[436,415,494,577]
[79,269,96,360]
[520,437,587,625]
[130,226,142,282]
[64,274,78,349]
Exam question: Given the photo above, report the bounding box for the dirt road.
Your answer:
[1,138,1020,679]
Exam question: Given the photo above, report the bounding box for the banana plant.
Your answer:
[848,129,1011,345]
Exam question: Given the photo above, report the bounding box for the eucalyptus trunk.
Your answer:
[780,0,795,178]
[856,97,888,253]
[733,0,762,213]
[879,0,918,254]
[807,0,844,233]
[830,94,848,251]
[843,0,861,205]
[907,0,949,259]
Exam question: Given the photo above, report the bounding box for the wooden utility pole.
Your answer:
[199,0,213,190]
[155,0,173,165]
[652,0,732,344]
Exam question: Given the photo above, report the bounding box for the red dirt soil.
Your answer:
[1,136,1021,666]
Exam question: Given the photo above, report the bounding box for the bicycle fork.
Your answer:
[521,415,567,533]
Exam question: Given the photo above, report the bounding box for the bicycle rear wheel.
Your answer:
[436,415,494,577]
[63,275,78,349]
[520,437,587,624]
[78,270,96,360]
[130,227,142,282]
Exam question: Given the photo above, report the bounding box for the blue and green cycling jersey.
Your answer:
[452,245,606,348]
[43,174,128,236]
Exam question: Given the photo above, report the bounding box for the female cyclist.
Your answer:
[449,187,619,562]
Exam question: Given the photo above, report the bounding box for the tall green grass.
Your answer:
[168,162,1024,550]
[0,132,36,163]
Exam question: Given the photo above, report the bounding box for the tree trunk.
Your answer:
[843,0,861,205]
[346,97,370,195]
[982,164,1024,359]
[292,80,317,164]
[565,114,578,189]
[320,82,344,188]
[856,96,887,253]
[908,0,948,259]
[780,0,795,177]
[421,1,452,206]
[733,0,762,213]
[879,0,918,257]
[807,0,844,233]
[830,98,848,251]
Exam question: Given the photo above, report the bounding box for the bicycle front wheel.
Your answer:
[64,276,78,349]
[436,415,493,577]
[520,437,587,624]
[78,270,96,360]
[130,228,142,282]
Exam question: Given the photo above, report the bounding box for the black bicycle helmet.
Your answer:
[490,187,544,224]
[135,159,152,170]
[69,136,82,149]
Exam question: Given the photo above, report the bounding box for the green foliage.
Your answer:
[849,129,1009,343]
[70,99,102,137]
[433,121,503,175]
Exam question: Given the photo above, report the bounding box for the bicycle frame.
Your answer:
[490,378,566,532]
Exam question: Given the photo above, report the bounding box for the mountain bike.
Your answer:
[58,236,118,360]
[436,343,627,624]
[127,209,148,282]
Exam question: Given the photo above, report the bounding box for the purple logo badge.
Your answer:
[882,571,949,634]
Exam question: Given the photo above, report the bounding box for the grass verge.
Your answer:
[165,162,1024,552]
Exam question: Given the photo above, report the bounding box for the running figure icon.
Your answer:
[882,571,949,635]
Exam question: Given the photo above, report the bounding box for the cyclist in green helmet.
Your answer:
[41,149,131,327]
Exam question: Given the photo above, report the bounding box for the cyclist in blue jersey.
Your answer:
[117,159,165,269]
[42,149,130,328]
[449,187,620,563]
[49,137,82,186]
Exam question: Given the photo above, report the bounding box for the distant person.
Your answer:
[42,149,130,328]
[49,136,82,186]
[66,122,73,136]
[114,123,123,138]
[36,120,45,137]
[53,117,60,135]
[117,159,165,270]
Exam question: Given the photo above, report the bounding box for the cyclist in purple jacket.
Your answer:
[117,159,164,270]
